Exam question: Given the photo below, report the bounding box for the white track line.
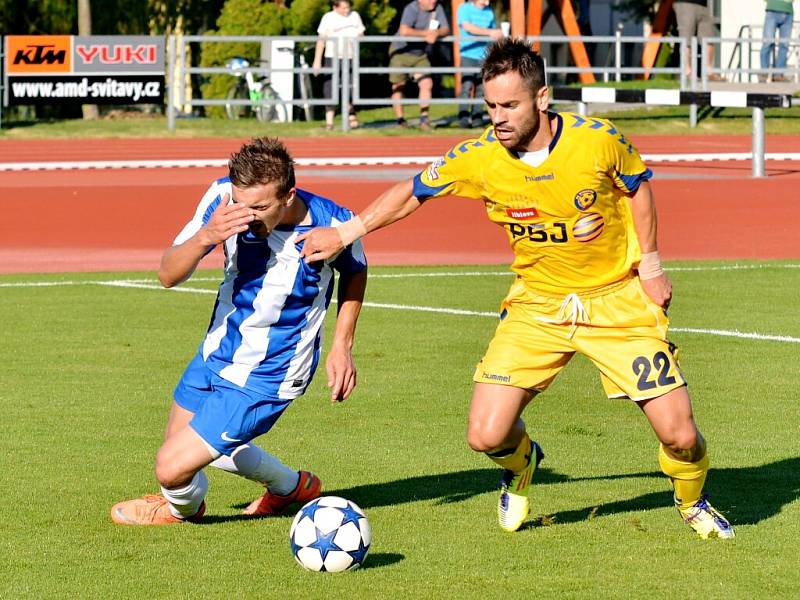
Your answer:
[2,153,800,172]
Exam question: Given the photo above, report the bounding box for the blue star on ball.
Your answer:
[338,503,364,527]
[308,527,343,562]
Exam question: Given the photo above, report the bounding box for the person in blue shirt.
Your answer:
[457,0,503,127]
[111,137,368,526]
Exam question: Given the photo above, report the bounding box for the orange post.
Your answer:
[524,0,595,84]
[510,0,526,37]
[642,0,674,79]
[553,0,595,83]
[527,0,544,52]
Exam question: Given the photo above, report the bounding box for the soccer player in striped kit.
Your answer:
[112,138,367,525]
[298,39,734,539]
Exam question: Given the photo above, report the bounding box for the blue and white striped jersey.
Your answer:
[174,177,367,399]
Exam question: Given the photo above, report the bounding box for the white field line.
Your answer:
[99,281,800,343]
[2,262,798,290]
[5,277,796,344]
[3,153,800,172]
[65,262,800,286]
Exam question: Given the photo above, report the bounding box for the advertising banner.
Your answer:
[4,35,165,105]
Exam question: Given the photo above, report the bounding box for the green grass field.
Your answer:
[1,261,798,599]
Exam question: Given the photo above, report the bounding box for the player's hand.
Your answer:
[200,193,254,245]
[325,345,356,403]
[640,272,673,310]
[296,227,344,263]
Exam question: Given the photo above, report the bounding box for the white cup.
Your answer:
[500,21,511,37]
[429,18,439,30]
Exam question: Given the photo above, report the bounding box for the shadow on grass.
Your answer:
[357,552,404,570]
[526,456,800,529]
[209,457,798,529]
[214,467,560,523]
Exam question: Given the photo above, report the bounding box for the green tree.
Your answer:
[148,0,227,35]
[199,0,288,116]
[0,0,75,34]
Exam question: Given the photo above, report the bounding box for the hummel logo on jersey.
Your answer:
[524,173,554,183]
[291,379,304,388]
[220,431,242,442]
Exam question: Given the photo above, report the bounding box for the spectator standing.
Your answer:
[313,0,366,130]
[760,0,795,82]
[389,0,451,129]
[673,0,723,81]
[456,0,503,128]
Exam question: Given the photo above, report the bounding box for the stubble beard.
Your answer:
[500,118,539,153]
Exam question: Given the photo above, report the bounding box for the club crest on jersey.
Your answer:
[426,158,445,181]
[506,207,539,220]
[574,189,597,210]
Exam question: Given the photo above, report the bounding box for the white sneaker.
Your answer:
[677,495,734,539]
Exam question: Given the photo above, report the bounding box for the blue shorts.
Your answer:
[174,353,292,455]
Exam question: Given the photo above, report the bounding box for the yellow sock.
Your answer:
[658,443,709,510]
[486,432,532,473]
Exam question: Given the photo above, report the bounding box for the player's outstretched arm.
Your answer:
[326,267,368,403]
[627,181,672,308]
[159,194,254,288]
[298,178,421,263]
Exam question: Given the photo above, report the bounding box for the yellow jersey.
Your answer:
[413,112,653,296]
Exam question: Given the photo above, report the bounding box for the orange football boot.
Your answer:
[243,471,321,516]
[111,494,205,526]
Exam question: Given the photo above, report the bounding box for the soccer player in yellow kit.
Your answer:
[299,38,733,539]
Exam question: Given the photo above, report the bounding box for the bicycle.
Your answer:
[224,56,289,123]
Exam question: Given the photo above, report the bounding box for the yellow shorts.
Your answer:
[473,276,686,401]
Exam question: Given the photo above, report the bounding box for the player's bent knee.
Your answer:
[154,452,193,489]
[663,428,702,460]
[466,428,506,454]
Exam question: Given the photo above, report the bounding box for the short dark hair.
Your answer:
[228,137,295,197]
[481,38,547,95]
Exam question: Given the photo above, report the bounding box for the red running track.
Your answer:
[0,135,798,274]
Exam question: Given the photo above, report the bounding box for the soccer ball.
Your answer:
[289,496,371,572]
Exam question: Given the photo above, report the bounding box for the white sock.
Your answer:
[210,444,299,495]
[161,470,208,519]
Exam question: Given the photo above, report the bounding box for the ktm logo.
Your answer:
[6,36,71,73]
[13,44,66,65]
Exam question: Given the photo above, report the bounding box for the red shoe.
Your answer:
[111,494,205,526]
[243,471,321,516]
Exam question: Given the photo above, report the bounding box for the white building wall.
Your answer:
[719,0,769,71]
[720,0,800,69]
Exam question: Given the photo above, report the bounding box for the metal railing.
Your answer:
[727,22,800,83]
[167,33,696,132]
[167,34,341,131]
[708,34,800,84]
[2,32,792,134]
